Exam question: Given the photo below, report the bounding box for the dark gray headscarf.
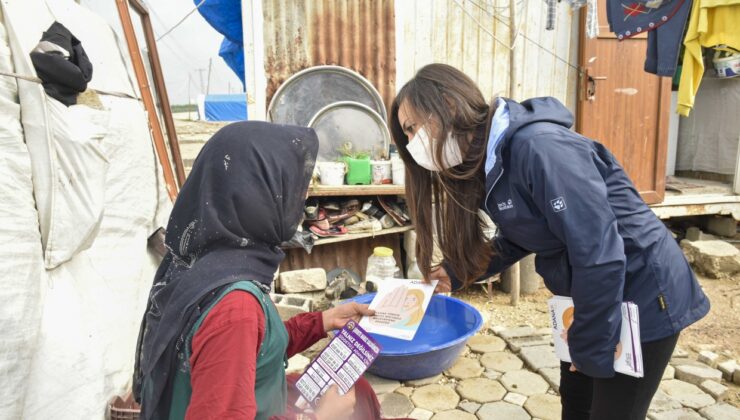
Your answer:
[133,121,318,419]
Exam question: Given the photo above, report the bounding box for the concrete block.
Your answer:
[278,268,327,293]
[662,365,675,381]
[519,346,561,371]
[700,380,729,401]
[503,392,528,406]
[699,403,740,420]
[699,351,721,368]
[686,227,717,242]
[286,354,310,374]
[674,364,723,386]
[271,293,312,321]
[706,216,738,238]
[681,240,740,279]
[498,326,537,340]
[718,360,737,381]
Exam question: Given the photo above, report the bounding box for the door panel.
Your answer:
[577,0,671,204]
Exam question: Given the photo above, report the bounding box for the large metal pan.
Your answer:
[308,101,391,162]
[268,65,387,126]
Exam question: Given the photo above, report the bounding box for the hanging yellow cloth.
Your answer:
[676,0,740,116]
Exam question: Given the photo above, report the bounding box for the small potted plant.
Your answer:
[337,142,372,185]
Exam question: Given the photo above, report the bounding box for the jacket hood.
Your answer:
[504,96,574,140]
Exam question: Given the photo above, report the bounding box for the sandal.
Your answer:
[309,225,348,237]
[307,209,330,230]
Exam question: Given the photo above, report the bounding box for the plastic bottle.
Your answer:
[365,246,402,290]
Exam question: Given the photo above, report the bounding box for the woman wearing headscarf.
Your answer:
[390,64,709,420]
[133,121,382,420]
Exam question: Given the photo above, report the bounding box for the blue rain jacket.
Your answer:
[447,97,709,378]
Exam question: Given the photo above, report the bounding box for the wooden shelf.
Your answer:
[310,225,413,247]
[308,184,405,197]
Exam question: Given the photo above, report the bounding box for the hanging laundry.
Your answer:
[29,22,93,106]
[546,0,557,30]
[606,0,693,77]
[567,0,600,38]
[677,0,740,116]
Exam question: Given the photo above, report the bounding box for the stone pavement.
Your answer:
[363,327,740,420]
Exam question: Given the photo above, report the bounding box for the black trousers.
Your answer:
[560,333,680,420]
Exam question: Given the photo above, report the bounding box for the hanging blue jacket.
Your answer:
[447,97,709,378]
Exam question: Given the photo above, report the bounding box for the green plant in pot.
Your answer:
[337,142,372,185]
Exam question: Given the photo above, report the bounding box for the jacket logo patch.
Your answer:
[497,199,514,211]
[551,197,567,212]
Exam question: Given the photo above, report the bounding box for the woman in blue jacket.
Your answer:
[390,63,709,420]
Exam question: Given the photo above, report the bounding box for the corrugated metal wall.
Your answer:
[395,0,579,110]
[263,0,396,115]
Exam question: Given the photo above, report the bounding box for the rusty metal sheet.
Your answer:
[263,0,396,117]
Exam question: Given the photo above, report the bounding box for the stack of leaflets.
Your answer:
[295,320,381,408]
[548,295,644,378]
[359,279,437,341]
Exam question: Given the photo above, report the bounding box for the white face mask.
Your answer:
[406,126,464,171]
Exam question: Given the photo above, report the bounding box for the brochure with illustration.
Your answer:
[358,279,438,341]
[295,320,381,408]
[548,295,643,378]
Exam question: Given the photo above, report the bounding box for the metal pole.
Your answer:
[206,57,213,95]
[197,68,206,92]
[506,0,525,306]
[188,74,193,120]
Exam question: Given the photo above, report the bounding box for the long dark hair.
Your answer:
[390,64,495,287]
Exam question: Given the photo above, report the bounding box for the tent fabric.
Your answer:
[196,0,245,87]
[3,0,141,269]
[0,15,44,420]
[204,93,247,121]
[0,1,172,419]
[6,0,137,98]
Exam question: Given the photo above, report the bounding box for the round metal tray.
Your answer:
[308,101,391,162]
[268,65,387,126]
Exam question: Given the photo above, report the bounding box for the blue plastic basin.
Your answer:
[343,293,483,380]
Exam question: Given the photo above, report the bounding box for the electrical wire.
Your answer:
[155,0,207,42]
[458,0,584,76]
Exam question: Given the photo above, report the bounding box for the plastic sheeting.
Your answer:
[677,77,740,175]
[0,12,44,420]
[204,93,247,121]
[21,95,169,420]
[0,1,171,419]
[196,0,245,86]
[3,0,139,268]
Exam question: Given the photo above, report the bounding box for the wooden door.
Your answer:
[576,0,671,204]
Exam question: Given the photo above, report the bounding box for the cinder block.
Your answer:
[706,217,738,238]
[271,293,313,321]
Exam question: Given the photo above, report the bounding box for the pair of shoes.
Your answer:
[343,211,369,226]
[304,199,320,220]
[346,219,382,233]
[309,224,348,237]
[306,209,330,231]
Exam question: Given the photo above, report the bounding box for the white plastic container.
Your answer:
[371,160,392,185]
[317,161,346,186]
[365,246,401,287]
[391,157,405,185]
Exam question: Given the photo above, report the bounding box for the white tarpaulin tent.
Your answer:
[0,0,171,418]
